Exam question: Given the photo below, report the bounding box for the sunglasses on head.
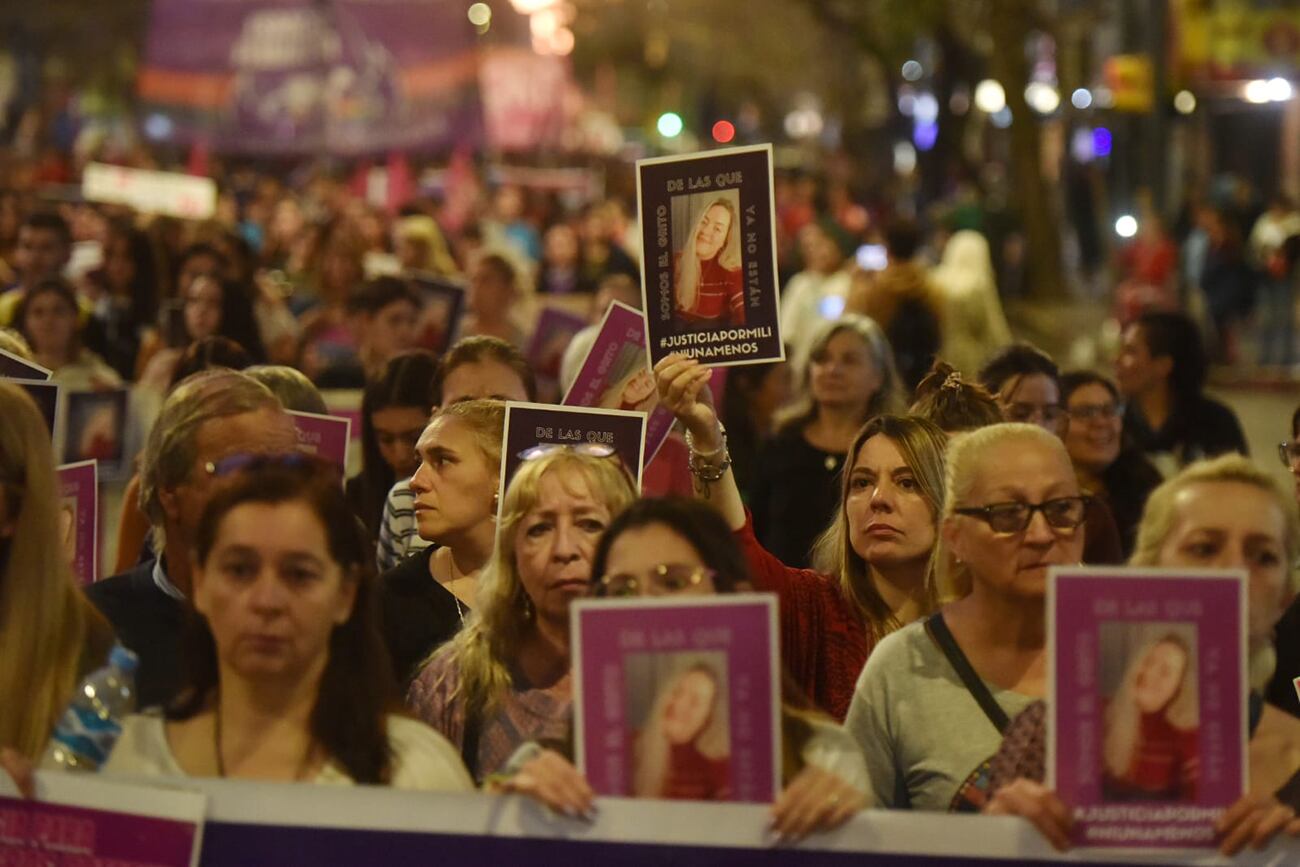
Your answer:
[204,451,332,478]
[517,442,617,462]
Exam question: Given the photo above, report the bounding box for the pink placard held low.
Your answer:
[289,410,353,476]
[573,595,781,804]
[1048,566,1247,850]
[0,772,205,867]
[56,460,98,585]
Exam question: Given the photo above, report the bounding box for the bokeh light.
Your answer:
[1115,215,1138,238]
[974,79,1006,114]
[711,120,735,144]
[467,3,492,26]
[657,112,684,138]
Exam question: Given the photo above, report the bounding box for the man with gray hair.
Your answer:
[86,369,298,707]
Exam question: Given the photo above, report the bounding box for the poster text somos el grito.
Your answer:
[637,144,783,367]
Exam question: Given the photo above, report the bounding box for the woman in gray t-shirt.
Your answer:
[846,423,1087,811]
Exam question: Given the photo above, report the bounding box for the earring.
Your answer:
[492,490,500,511]
[517,588,535,620]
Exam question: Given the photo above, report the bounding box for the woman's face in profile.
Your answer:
[1133,640,1187,714]
[662,669,718,745]
[693,205,731,262]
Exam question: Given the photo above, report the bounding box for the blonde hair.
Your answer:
[1103,631,1198,782]
[1130,453,1300,689]
[430,450,637,716]
[0,328,33,360]
[633,661,729,797]
[0,382,89,758]
[811,414,948,635]
[396,215,459,278]
[940,423,1074,598]
[431,399,507,477]
[675,196,742,315]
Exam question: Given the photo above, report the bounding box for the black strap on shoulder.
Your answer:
[925,613,1010,735]
[461,703,482,781]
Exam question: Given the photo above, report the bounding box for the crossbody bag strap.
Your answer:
[460,703,482,781]
[924,613,1010,734]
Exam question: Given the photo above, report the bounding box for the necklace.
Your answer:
[213,694,314,781]
[435,549,470,625]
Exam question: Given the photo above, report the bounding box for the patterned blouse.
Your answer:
[407,652,572,783]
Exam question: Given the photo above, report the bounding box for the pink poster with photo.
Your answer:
[572,596,780,803]
[1048,566,1247,849]
[57,461,98,585]
[289,410,353,476]
[563,301,675,467]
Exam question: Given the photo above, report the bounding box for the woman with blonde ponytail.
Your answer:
[0,381,113,759]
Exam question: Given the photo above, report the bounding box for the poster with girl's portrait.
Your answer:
[572,596,780,803]
[562,301,676,468]
[1048,566,1246,849]
[409,275,466,355]
[527,306,589,403]
[498,403,647,523]
[57,461,98,585]
[60,389,129,478]
[637,144,783,367]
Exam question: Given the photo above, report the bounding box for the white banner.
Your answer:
[82,163,217,219]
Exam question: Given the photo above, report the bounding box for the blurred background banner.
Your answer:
[1174,0,1300,82]
[138,0,483,155]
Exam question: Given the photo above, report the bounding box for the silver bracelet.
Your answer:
[686,423,730,482]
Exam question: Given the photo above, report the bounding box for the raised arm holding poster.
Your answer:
[637,144,783,367]
[1048,566,1247,849]
[572,595,780,803]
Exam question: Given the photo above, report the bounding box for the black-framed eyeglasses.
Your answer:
[1278,442,1300,468]
[597,564,717,598]
[1066,402,1124,423]
[203,451,319,478]
[518,442,617,462]
[954,496,1091,534]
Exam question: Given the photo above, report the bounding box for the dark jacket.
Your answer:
[376,546,466,688]
[83,559,187,710]
[1123,395,1248,467]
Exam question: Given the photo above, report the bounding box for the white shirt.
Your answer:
[104,712,474,791]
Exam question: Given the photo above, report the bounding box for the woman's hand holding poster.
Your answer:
[1048,566,1247,849]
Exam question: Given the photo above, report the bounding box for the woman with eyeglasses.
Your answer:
[488,497,869,840]
[845,423,1088,812]
[655,352,944,722]
[406,449,637,784]
[101,456,474,790]
[978,344,1124,566]
[1060,371,1162,558]
[378,399,506,687]
[981,453,1300,855]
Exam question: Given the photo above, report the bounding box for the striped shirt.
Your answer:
[377,479,433,573]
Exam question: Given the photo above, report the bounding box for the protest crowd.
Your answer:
[3,132,1300,863]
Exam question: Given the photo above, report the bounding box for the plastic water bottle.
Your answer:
[42,645,139,771]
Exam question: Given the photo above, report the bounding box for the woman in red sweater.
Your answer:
[674,197,745,327]
[654,352,948,720]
